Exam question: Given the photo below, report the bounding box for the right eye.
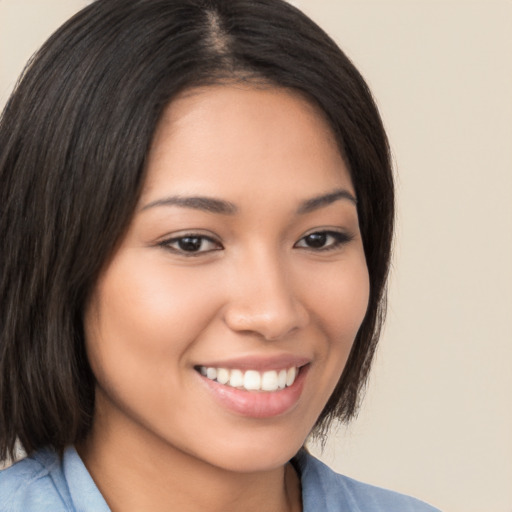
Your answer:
[159,234,222,255]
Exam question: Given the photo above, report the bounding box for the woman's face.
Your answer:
[84,85,369,473]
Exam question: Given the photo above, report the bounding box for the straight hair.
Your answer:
[0,0,393,461]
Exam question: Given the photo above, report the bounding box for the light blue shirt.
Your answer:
[0,446,440,511]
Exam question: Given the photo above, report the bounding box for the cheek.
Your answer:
[291,254,369,424]
[306,257,370,346]
[83,250,224,385]
[300,252,370,402]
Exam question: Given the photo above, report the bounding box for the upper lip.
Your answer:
[195,354,311,371]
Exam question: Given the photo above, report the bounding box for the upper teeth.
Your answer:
[198,366,298,392]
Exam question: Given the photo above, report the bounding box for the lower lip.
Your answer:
[198,366,309,419]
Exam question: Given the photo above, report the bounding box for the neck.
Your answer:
[77,405,302,512]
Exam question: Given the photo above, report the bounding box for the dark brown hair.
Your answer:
[0,0,393,460]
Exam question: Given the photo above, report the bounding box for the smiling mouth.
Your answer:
[195,366,299,392]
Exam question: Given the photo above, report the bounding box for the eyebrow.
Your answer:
[141,195,238,215]
[296,189,357,214]
[141,188,356,215]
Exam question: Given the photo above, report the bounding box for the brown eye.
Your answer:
[303,233,327,248]
[294,230,353,251]
[178,236,204,252]
[160,234,222,255]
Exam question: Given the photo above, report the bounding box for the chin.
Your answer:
[189,428,308,474]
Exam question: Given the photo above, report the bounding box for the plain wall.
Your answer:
[1,2,511,511]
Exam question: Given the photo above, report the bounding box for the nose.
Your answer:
[223,252,309,341]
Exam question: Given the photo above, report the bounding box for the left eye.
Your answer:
[160,235,222,254]
[294,231,352,251]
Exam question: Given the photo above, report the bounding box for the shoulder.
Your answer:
[0,448,71,512]
[295,450,441,512]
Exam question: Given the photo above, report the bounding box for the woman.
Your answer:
[0,0,439,510]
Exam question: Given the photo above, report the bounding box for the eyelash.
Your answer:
[158,234,221,256]
[158,230,353,256]
[294,231,354,252]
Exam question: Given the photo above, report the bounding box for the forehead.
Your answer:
[141,84,353,205]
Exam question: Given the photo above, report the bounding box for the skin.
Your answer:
[80,84,370,512]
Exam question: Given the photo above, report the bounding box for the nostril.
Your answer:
[221,270,309,339]
[223,306,307,341]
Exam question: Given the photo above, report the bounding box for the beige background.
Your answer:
[1,1,511,511]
